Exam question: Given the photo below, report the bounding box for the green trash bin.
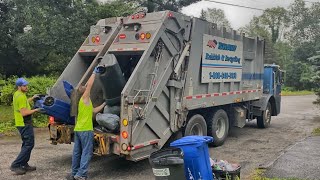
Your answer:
[149,147,185,180]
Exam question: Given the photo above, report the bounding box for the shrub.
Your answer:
[0,76,56,106]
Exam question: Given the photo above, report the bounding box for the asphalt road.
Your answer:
[0,95,319,180]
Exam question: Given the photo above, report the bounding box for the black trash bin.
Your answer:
[149,147,185,180]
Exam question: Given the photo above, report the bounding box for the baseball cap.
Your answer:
[15,78,29,86]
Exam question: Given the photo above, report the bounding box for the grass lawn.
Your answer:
[0,105,16,134]
[281,90,314,96]
[0,105,47,135]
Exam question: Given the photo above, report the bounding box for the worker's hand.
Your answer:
[34,108,44,113]
[32,94,40,100]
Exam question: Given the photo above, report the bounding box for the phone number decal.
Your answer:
[209,72,237,79]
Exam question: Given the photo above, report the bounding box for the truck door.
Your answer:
[274,68,282,114]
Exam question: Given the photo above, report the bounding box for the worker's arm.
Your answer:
[93,102,107,114]
[82,72,96,105]
[20,108,40,117]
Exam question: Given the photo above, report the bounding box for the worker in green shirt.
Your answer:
[68,67,106,180]
[10,78,41,175]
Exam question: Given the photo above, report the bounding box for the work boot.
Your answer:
[22,164,36,171]
[74,176,87,180]
[66,175,75,180]
[10,167,27,175]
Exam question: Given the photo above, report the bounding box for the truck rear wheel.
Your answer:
[207,109,229,146]
[257,102,272,128]
[184,114,207,136]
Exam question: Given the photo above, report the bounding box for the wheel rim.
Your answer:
[216,117,226,139]
[190,123,203,136]
[264,106,271,125]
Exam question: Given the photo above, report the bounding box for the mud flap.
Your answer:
[48,124,74,145]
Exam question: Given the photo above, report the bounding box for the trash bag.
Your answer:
[103,105,120,115]
[96,113,120,132]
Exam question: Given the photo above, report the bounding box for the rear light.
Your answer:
[49,116,55,125]
[119,34,126,39]
[122,119,128,126]
[168,12,174,18]
[131,13,146,19]
[127,146,131,151]
[121,143,128,151]
[146,32,151,39]
[122,131,128,139]
[95,36,100,43]
[135,33,140,40]
[140,33,145,40]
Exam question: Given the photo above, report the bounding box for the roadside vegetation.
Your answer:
[251,169,306,180]
[312,127,320,136]
[0,76,56,134]
[281,90,314,96]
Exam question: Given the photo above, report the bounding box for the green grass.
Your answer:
[0,105,16,135]
[250,169,306,180]
[312,127,320,136]
[0,105,48,135]
[281,90,314,96]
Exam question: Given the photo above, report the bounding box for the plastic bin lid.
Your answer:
[63,81,74,98]
[170,136,213,147]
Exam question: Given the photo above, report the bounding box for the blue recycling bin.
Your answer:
[35,96,75,125]
[170,136,213,180]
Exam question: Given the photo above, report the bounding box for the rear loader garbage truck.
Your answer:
[35,10,284,161]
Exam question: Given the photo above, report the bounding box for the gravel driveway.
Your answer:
[0,95,319,180]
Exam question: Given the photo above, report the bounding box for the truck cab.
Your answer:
[263,64,284,115]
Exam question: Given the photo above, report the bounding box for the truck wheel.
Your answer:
[257,102,272,128]
[184,114,207,136]
[207,109,229,146]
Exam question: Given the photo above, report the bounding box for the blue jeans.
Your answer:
[11,124,35,168]
[72,131,94,178]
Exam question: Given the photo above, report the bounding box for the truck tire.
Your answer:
[207,109,229,146]
[257,102,272,128]
[184,114,207,136]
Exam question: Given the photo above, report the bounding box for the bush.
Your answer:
[0,76,56,106]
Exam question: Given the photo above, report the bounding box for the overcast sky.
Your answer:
[98,0,318,29]
[181,0,304,29]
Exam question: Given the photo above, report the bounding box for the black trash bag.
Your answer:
[103,105,120,116]
[96,113,120,132]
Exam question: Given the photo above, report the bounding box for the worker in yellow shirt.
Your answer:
[10,78,41,175]
[68,67,106,180]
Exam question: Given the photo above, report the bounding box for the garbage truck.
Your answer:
[36,10,284,161]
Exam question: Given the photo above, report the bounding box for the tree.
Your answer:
[0,0,27,77]
[260,7,289,43]
[1,0,135,76]
[126,0,201,12]
[200,9,206,20]
[239,16,271,40]
[201,8,231,28]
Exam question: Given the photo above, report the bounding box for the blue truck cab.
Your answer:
[263,64,285,116]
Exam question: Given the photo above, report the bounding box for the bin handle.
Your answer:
[203,136,213,143]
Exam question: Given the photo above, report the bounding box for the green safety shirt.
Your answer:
[74,97,93,132]
[13,90,31,127]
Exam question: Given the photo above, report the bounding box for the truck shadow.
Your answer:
[89,155,152,179]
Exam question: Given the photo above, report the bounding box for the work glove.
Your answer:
[32,94,41,102]
[93,66,100,74]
